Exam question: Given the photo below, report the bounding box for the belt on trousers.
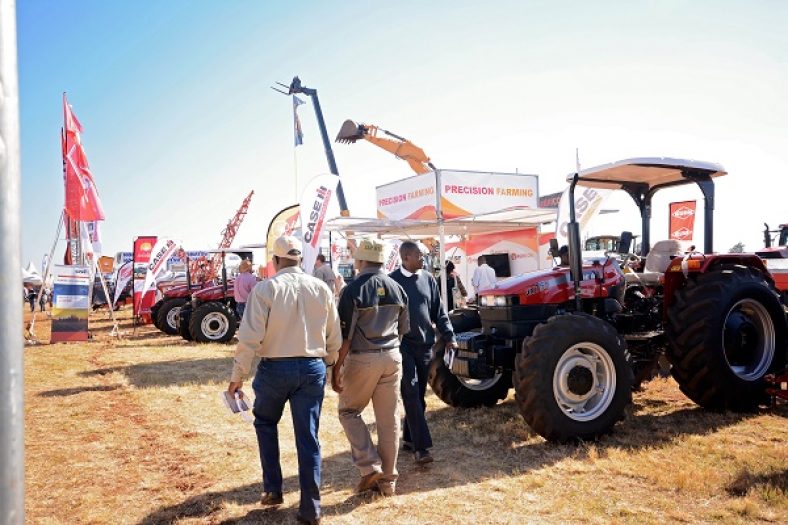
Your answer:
[350,347,399,354]
[259,356,321,361]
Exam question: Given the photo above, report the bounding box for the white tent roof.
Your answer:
[325,207,557,239]
[24,261,39,276]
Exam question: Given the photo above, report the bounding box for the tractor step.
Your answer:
[624,331,662,341]
[765,371,788,403]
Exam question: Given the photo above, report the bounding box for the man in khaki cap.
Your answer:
[228,234,341,525]
[332,238,409,497]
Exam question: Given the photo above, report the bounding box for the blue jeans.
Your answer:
[235,302,246,320]
[400,342,433,451]
[252,358,326,520]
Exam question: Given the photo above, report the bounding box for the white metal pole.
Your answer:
[29,211,64,337]
[0,0,25,521]
[434,170,448,312]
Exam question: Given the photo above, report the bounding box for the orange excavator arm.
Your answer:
[336,120,436,174]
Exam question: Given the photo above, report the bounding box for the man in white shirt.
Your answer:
[471,255,497,298]
[227,235,341,525]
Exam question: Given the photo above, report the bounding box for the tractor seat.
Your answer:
[626,240,685,286]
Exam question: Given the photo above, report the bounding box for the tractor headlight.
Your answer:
[480,295,510,307]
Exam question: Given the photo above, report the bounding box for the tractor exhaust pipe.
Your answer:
[335,119,368,143]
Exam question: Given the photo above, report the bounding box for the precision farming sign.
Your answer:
[376,170,539,220]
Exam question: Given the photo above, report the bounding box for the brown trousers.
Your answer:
[337,349,403,482]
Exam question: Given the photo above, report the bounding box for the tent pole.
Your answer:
[29,211,64,338]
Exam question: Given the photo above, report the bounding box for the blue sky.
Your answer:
[17,1,788,266]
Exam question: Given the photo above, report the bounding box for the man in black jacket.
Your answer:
[390,241,456,465]
[333,239,409,496]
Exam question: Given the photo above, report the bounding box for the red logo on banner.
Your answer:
[669,201,696,241]
[133,236,158,323]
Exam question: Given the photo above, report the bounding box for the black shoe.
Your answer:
[260,491,283,505]
[296,515,321,525]
[401,440,414,451]
[415,450,434,465]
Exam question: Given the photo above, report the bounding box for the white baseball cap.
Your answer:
[272,235,303,261]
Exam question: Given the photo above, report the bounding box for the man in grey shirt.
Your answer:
[313,254,336,292]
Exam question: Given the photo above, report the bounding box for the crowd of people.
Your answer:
[227,235,488,525]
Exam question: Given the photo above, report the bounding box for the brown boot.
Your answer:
[356,470,384,493]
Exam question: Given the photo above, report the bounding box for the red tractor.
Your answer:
[758,222,788,303]
[175,249,243,344]
[177,280,238,344]
[429,158,787,442]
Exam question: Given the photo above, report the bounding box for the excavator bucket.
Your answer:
[335,119,368,143]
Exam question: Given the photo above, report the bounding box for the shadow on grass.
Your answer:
[726,468,788,497]
[38,384,124,397]
[137,393,769,524]
[79,357,241,388]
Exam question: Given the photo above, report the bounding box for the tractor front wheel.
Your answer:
[514,313,633,442]
[156,298,187,335]
[666,265,787,410]
[429,342,512,407]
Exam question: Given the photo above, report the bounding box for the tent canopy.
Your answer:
[325,206,557,239]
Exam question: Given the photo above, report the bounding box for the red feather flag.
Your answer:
[63,93,104,222]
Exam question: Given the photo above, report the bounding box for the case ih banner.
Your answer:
[669,201,697,241]
[376,170,538,220]
[555,185,612,249]
[132,236,157,323]
[50,264,91,343]
[140,238,182,306]
[300,174,339,274]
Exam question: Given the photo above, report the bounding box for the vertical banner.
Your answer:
[140,238,181,302]
[266,204,300,277]
[555,185,612,248]
[132,236,157,323]
[113,261,133,307]
[384,240,403,273]
[50,264,91,343]
[300,174,340,274]
[669,201,696,241]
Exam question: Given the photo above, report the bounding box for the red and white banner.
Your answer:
[63,94,105,223]
[555,185,612,249]
[140,238,181,303]
[669,201,696,241]
[376,170,538,220]
[300,174,340,274]
[133,236,157,322]
[112,261,133,307]
[384,240,403,273]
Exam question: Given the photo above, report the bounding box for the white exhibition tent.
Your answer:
[21,261,42,287]
[324,206,558,309]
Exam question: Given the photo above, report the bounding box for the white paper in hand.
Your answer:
[220,390,254,423]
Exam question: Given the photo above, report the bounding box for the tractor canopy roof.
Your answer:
[568,157,726,194]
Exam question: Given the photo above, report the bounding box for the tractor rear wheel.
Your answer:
[190,301,238,344]
[178,303,194,341]
[428,308,512,407]
[156,298,187,335]
[666,265,787,410]
[514,313,633,442]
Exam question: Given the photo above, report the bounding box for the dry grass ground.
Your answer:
[23,307,787,524]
